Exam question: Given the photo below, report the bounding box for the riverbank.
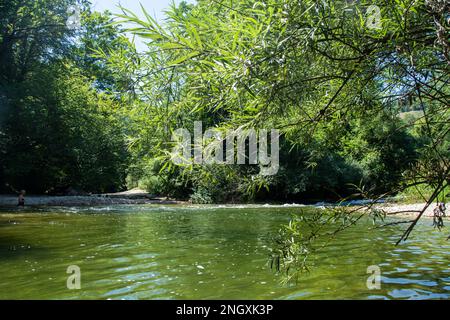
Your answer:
[0,189,186,207]
[0,191,446,220]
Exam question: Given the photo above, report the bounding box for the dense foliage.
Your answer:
[109,0,448,206]
[0,0,131,193]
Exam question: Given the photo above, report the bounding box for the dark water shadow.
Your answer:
[0,218,52,261]
[0,241,52,261]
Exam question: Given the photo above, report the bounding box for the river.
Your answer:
[0,205,449,299]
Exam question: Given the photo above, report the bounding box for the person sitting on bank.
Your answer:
[18,190,25,207]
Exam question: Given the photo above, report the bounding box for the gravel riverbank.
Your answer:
[0,192,446,220]
[0,189,186,207]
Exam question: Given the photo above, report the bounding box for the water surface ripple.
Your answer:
[0,205,448,299]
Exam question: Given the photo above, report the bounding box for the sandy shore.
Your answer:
[371,202,448,219]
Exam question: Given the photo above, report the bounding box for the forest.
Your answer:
[0,0,448,206]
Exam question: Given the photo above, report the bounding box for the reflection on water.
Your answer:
[0,205,448,299]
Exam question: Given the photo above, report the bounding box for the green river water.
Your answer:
[0,205,449,300]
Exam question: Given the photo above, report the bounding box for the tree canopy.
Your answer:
[106,0,448,204]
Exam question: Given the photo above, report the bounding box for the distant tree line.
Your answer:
[0,0,132,194]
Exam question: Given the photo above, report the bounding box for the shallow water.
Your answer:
[0,205,448,300]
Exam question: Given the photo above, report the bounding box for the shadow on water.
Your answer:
[0,217,53,261]
[0,242,51,261]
